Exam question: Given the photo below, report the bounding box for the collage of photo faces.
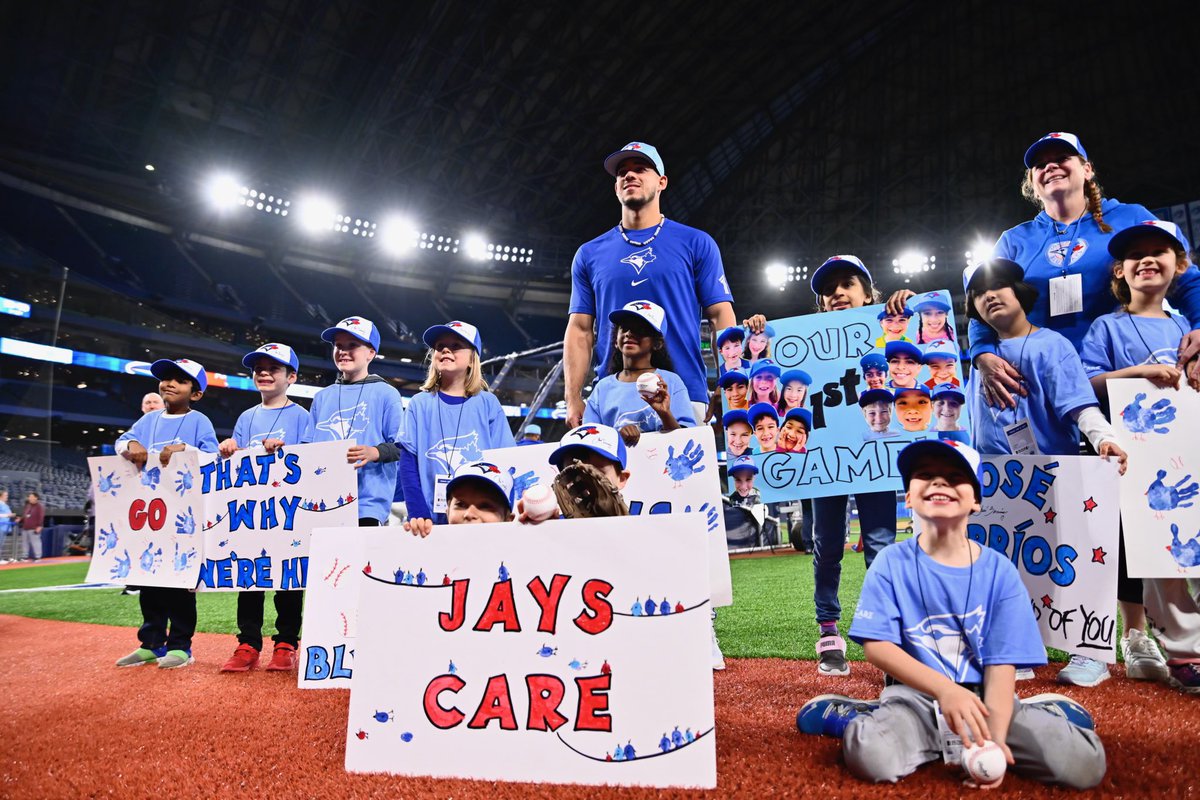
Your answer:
[718,291,971,471]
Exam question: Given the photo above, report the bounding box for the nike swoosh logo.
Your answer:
[631,279,648,286]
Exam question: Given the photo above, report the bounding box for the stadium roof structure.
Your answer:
[2,0,1199,320]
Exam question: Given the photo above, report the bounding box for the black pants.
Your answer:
[236,591,303,650]
[137,587,197,652]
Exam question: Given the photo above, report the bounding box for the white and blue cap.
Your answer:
[242,343,299,372]
[897,438,983,500]
[550,424,628,469]
[722,408,751,429]
[783,407,813,429]
[963,258,1025,294]
[423,320,482,353]
[749,358,782,380]
[445,461,514,511]
[609,299,666,335]
[912,291,951,314]
[860,352,888,373]
[921,339,960,364]
[322,316,381,350]
[810,255,871,295]
[150,358,207,392]
[781,368,812,386]
[716,326,745,348]
[729,455,759,475]
[931,382,966,404]
[1107,219,1192,259]
[858,387,894,407]
[603,142,665,176]
[1023,132,1088,169]
[885,340,922,363]
[747,402,779,426]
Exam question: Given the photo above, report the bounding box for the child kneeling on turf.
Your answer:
[796,440,1106,789]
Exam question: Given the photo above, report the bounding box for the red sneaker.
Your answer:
[220,643,260,672]
[266,642,297,671]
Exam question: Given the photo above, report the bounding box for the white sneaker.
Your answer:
[1122,628,1169,682]
[710,615,726,671]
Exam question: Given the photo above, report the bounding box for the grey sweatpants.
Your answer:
[1145,578,1200,663]
[843,684,1106,789]
[21,529,42,560]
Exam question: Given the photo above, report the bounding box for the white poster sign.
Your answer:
[345,515,716,789]
[973,455,1120,662]
[1109,378,1200,578]
[298,527,368,689]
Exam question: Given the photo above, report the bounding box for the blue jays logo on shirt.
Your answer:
[1046,239,1088,267]
[615,407,658,431]
[426,432,483,475]
[904,605,986,681]
[316,402,370,440]
[248,428,288,447]
[621,247,656,275]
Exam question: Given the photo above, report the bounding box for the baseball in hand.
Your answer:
[521,484,558,521]
[962,740,1006,785]
[636,372,661,398]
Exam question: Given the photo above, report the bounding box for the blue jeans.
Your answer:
[812,490,897,624]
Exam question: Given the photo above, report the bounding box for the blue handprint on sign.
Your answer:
[175,507,196,535]
[174,468,194,496]
[1147,470,1199,517]
[684,502,720,532]
[1120,393,1176,436]
[664,440,706,486]
[97,524,118,555]
[97,469,122,497]
[110,549,131,579]
[140,467,161,490]
[140,544,163,573]
[1168,524,1200,569]
[508,467,539,500]
[173,542,197,572]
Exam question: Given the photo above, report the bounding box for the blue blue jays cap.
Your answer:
[860,352,888,373]
[963,258,1025,294]
[446,461,514,512]
[893,383,931,400]
[716,326,745,348]
[912,291,951,314]
[877,307,913,320]
[897,439,982,499]
[1023,132,1088,169]
[525,424,542,436]
[858,388,894,407]
[604,142,665,176]
[780,369,812,386]
[728,455,758,475]
[719,369,749,389]
[242,342,299,372]
[423,320,482,353]
[150,358,207,392]
[885,340,923,363]
[550,424,628,469]
[748,359,782,381]
[747,402,779,426]
[783,407,813,429]
[322,316,381,350]
[1107,219,1192,259]
[722,408,750,429]
[930,382,966,404]
[810,254,871,295]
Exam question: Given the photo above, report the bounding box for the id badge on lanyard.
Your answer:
[934,700,964,765]
[433,475,451,514]
[1048,224,1084,316]
[1003,418,1039,455]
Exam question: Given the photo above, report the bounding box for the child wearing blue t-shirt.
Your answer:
[1080,219,1200,695]
[217,343,315,674]
[114,358,219,670]
[401,321,515,535]
[309,317,405,527]
[583,300,694,445]
[797,440,1106,789]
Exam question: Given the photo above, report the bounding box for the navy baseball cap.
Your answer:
[897,439,983,500]
[716,326,745,348]
[885,340,923,363]
[1023,132,1088,169]
[860,353,888,373]
[931,382,966,404]
[858,388,894,407]
[722,408,751,429]
[719,369,749,389]
[242,343,299,372]
[749,359,782,380]
[446,461,514,512]
[423,320,482,353]
[810,255,871,295]
[550,424,628,469]
[728,455,759,476]
[780,369,812,386]
[783,407,813,429]
[963,258,1025,294]
[604,142,665,176]
[322,316,381,350]
[1107,219,1192,259]
[748,402,779,426]
[150,358,207,392]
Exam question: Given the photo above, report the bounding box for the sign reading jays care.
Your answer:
[973,456,1120,661]
[344,515,716,789]
[718,290,972,502]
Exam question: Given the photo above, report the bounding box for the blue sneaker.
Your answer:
[1023,693,1095,730]
[795,694,878,737]
[1056,654,1110,687]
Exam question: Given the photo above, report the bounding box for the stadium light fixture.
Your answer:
[206,173,244,212]
[765,262,788,289]
[893,251,930,275]
[379,217,420,255]
[144,164,155,172]
[294,194,339,235]
[464,233,489,261]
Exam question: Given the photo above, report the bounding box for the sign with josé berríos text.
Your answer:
[344,515,716,789]
[974,455,1120,662]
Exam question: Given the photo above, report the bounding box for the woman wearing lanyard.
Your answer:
[970,132,1200,408]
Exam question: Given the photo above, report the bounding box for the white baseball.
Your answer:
[963,740,1006,785]
[636,372,661,398]
[521,484,558,521]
